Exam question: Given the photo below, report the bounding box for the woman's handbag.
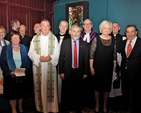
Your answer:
[113,77,120,89]
[0,75,3,94]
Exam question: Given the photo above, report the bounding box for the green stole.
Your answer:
[33,32,55,111]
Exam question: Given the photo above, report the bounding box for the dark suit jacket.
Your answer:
[20,35,32,48]
[121,37,141,82]
[4,29,15,41]
[59,38,89,79]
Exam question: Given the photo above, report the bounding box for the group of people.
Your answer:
[0,18,141,113]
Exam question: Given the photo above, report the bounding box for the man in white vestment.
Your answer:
[28,19,59,113]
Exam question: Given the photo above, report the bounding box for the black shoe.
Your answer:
[69,110,76,113]
[120,106,129,112]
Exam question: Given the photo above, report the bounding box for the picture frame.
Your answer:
[66,1,89,32]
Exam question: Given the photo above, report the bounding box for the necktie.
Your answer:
[126,40,132,57]
[74,41,77,68]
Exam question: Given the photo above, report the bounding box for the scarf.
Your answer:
[80,31,96,42]
[7,44,27,83]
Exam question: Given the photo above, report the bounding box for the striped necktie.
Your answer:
[126,40,132,57]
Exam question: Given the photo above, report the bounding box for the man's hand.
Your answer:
[40,56,46,62]
[44,56,51,62]
[83,74,88,79]
[60,73,65,79]
[40,55,51,62]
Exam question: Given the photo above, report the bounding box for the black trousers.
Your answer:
[122,70,141,113]
[63,68,82,112]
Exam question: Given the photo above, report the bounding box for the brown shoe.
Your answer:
[95,107,99,113]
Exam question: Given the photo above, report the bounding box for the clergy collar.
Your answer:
[59,32,65,36]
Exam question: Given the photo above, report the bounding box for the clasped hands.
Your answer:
[40,55,51,62]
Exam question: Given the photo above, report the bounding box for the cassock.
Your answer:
[55,33,70,103]
[28,31,59,113]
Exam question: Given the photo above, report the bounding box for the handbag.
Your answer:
[0,79,3,94]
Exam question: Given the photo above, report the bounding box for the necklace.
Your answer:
[12,45,20,48]
[100,35,111,40]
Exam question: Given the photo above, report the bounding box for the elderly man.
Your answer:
[55,20,70,105]
[33,23,41,35]
[59,25,89,113]
[28,19,59,113]
[19,24,32,48]
[5,19,20,41]
[56,20,70,46]
[111,22,123,52]
[80,19,97,109]
[80,19,97,44]
[120,25,141,113]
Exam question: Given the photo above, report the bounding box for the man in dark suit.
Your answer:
[5,19,20,41]
[19,24,33,96]
[59,25,89,113]
[120,25,141,113]
[19,24,32,48]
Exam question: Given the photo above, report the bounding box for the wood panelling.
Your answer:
[0,0,7,2]
[0,3,8,29]
[10,7,28,24]
[10,0,45,11]
[0,0,54,36]
[30,11,44,36]
[46,1,54,31]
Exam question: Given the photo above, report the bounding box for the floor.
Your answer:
[0,94,133,113]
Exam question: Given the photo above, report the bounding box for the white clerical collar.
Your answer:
[83,33,90,43]
[60,36,64,39]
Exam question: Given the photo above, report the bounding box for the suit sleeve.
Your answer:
[59,40,65,74]
[0,47,11,76]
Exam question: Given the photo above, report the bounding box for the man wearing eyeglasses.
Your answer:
[80,19,97,109]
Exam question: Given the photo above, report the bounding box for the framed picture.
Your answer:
[66,1,89,32]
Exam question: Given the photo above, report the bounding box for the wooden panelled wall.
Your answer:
[0,0,54,36]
